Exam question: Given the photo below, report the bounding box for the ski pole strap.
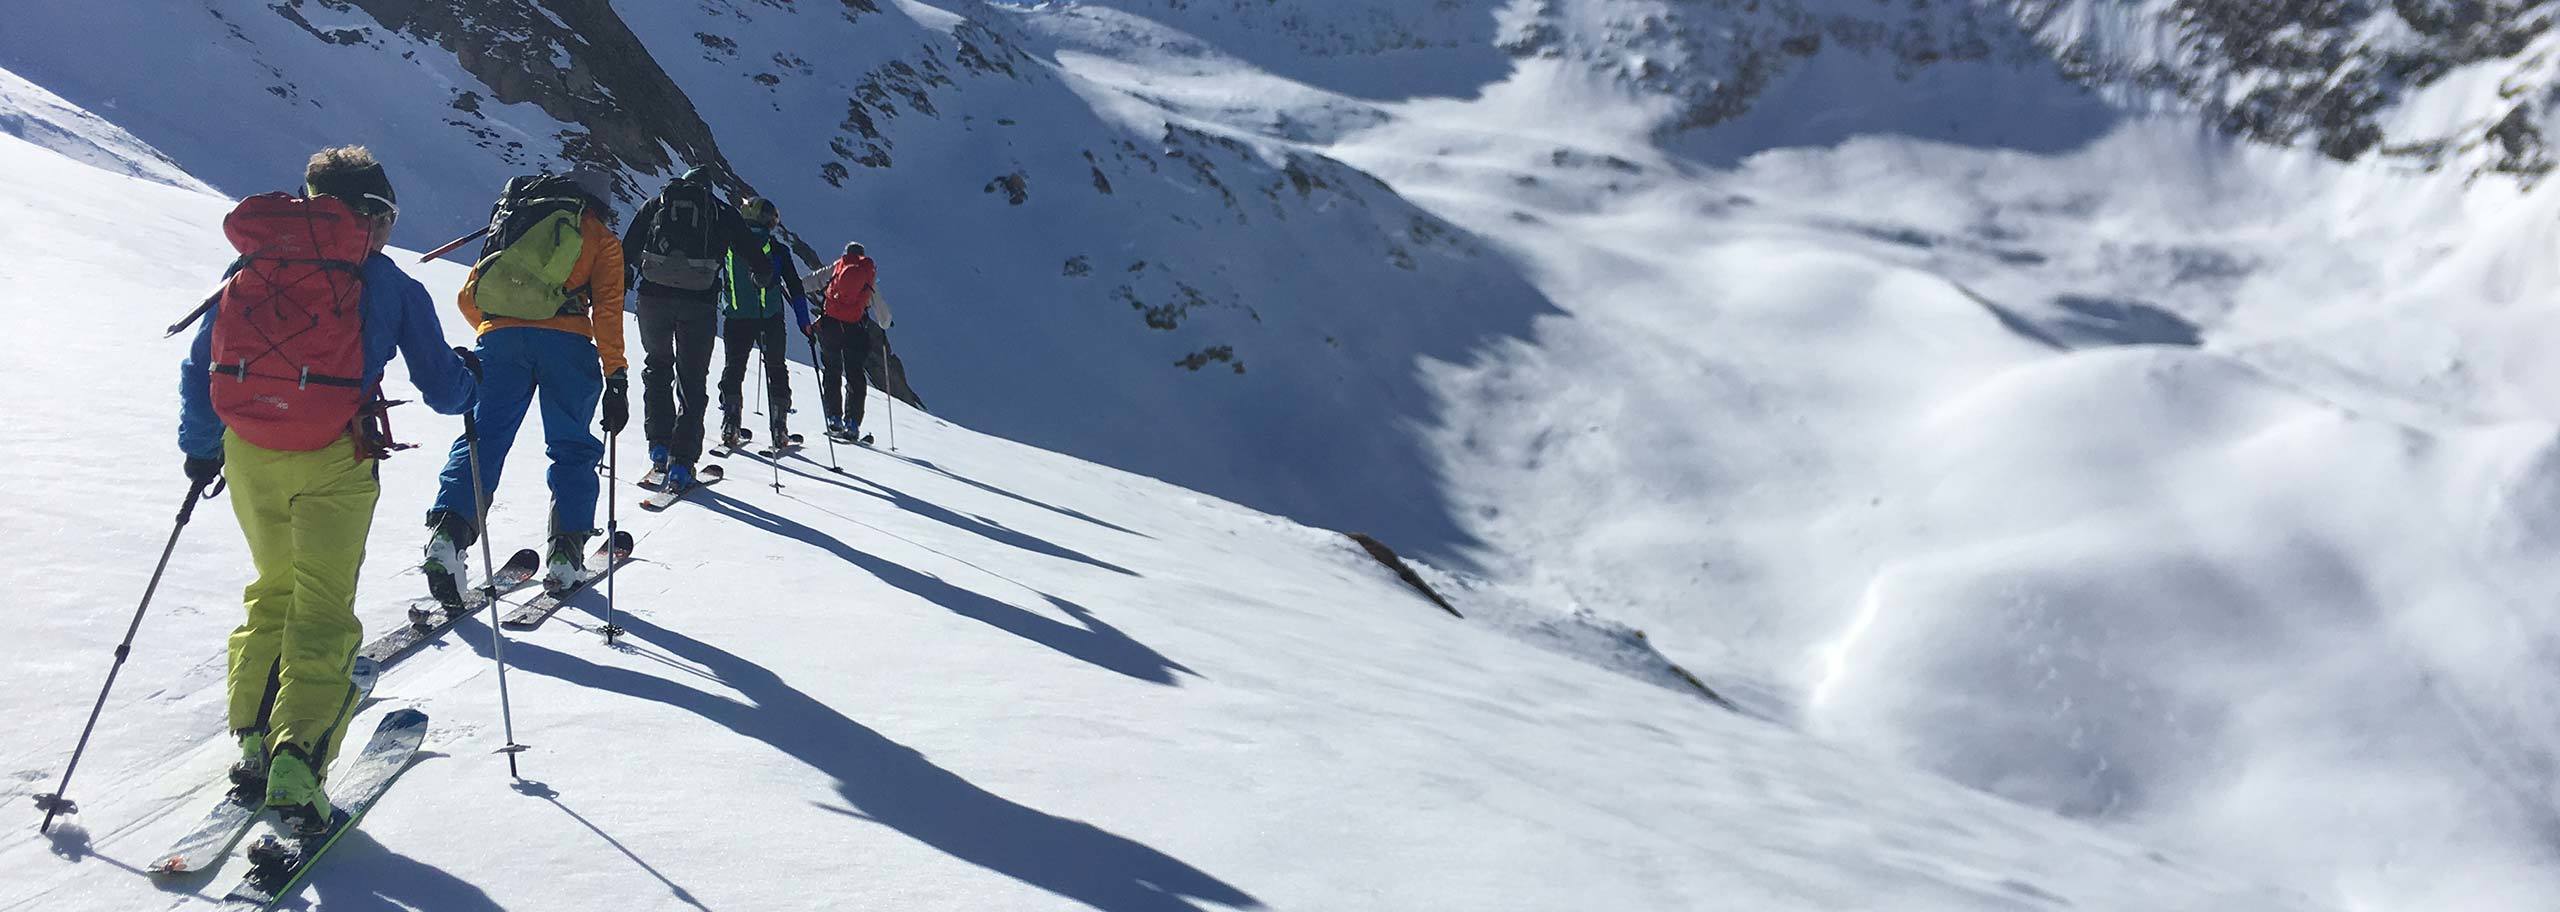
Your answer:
[176,477,225,525]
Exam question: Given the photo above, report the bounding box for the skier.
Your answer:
[422,169,629,598]
[814,241,892,443]
[177,146,478,834]
[622,166,771,490]
[717,197,813,450]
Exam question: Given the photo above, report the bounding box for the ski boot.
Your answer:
[227,728,268,797]
[665,462,698,491]
[648,444,670,475]
[420,512,471,608]
[720,411,745,451]
[263,743,333,837]
[543,532,592,595]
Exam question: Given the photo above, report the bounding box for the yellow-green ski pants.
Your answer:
[221,431,378,769]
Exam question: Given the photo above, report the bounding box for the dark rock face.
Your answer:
[2017,0,2557,175]
[283,0,799,211]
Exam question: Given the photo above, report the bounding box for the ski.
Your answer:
[356,549,540,667]
[216,709,428,910]
[499,530,637,630]
[638,464,724,512]
[145,658,381,877]
[758,433,806,459]
[825,431,873,446]
[639,464,668,490]
[712,426,756,458]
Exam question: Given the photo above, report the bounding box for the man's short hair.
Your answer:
[304,146,397,216]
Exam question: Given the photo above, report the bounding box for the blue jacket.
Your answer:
[180,253,479,459]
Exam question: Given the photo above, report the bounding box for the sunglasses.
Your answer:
[355,192,399,222]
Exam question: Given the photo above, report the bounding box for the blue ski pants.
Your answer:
[431,327,605,537]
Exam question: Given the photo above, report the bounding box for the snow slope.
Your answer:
[0,125,2316,909]
[1018,4,2560,908]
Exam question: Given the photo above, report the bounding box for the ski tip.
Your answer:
[610,529,636,549]
[379,708,428,731]
[701,464,726,480]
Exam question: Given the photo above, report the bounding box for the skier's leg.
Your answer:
[716,313,753,435]
[534,331,606,537]
[844,326,874,432]
[269,435,380,771]
[816,321,847,427]
[429,331,536,532]
[221,431,295,735]
[637,296,679,455]
[432,333,537,535]
[671,304,718,466]
[760,317,792,437]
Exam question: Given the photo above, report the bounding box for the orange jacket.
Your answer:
[457,211,629,374]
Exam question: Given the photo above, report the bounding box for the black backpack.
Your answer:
[637,177,721,291]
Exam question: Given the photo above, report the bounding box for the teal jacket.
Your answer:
[721,235,811,326]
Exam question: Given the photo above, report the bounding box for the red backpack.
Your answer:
[823,255,875,323]
[204,193,375,452]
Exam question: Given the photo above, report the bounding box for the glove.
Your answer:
[798,320,815,340]
[184,455,223,485]
[453,346,483,379]
[601,371,629,435]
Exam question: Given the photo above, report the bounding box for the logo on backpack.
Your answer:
[466,174,593,321]
[204,193,375,452]
[637,177,722,291]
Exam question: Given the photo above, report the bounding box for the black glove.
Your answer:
[184,455,223,485]
[601,372,629,434]
[453,346,483,379]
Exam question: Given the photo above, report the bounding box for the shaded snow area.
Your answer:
[0,130,2311,910]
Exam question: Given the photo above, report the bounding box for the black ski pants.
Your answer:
[718,313,792,438]
[637,293,718,466]
[817,317,876,431]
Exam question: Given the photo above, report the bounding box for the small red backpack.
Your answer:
[204,193,374,452]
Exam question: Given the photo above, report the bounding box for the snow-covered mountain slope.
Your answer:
[1020,3,2560,908]
[0,130,2319,911]
[0,0,1555,559]
[18,2,2560,910]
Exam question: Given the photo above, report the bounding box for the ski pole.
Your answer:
[761,347,782,491]
[35,477,222,833]
[599,432,624,644]
[886,383,898,453]
[463,412,531,777]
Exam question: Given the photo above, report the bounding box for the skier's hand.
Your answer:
[601,372,630,435]
[453,346,483,379]
[799,320,815,340]
[184,455,224,485]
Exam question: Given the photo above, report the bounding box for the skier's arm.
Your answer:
[778,252,812,329]
[392,275,479,414]
[620,197,658,286]
[868,287,893,328]
[722,209,775,287]
[176,305,225,460]
[580,213,630,375]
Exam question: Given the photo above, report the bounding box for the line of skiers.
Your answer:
[172,147,894,834]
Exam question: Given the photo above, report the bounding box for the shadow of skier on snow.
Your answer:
[491,613,1262,912]
[863,450,1153,540]
[289,828,506,912]
[759,456,1140,578]
[692,486,1195,685]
